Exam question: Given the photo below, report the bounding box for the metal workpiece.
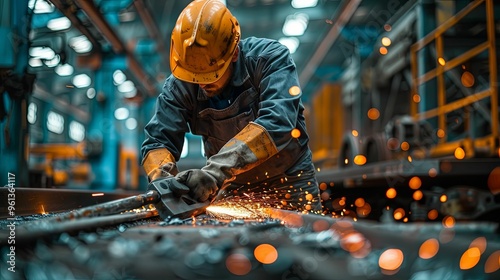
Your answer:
[2,206,500,280]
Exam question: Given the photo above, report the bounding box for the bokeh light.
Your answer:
[413,190,423,201]
[288,86,301,96]
[409,176,422,190]
[254,244,278,264]
[291,128,301,138]
[484,250,500,273]
[487,167,500,195]
[354,155,367,165]
[367,108,380,120]
[379,249,404,271]
[442,216,455,228]
[386,188,397,199]
[470,237,487,254]
[454,147,466,159]
[226,253,252,276]
[460,247,481,270]
[419,238,439,259]
[428,209,439,220]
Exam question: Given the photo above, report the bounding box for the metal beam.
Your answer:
[299,0,361,88]
[73,0,157,96]
[49,0,101,51]
[133,0,170,68]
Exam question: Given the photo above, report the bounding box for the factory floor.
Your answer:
[1,188,499,280]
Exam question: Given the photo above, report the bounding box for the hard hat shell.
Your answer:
[170,0,241,84]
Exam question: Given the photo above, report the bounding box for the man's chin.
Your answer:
[203,89,222,98]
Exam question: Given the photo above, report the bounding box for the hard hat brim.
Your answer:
[170,52,233,85]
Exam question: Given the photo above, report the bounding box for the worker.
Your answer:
[141,0,321,214]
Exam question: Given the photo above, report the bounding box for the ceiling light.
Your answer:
[69,35,93,53]
[29,58,43,67]
[29,0,55,14]
[125,118,137,130]
[113,70,127,85]
[291,0,318,9]
[117,80,135,93]
[282,13,309,36]
[279,37,300,54]
[86,88,96,99]
[47,17,71,31]
[69,121,85,142]
[47,111,64,134]
[72,74,91,88]
[29,46,55,60]
[114,107,130,120]
[118,80,137,99]
[55,64,74,76]
[44,55,60,67]
[27,103,37,124]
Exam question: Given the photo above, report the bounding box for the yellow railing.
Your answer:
[410,0,498,158]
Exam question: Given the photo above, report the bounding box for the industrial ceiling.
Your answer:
[28,0,408,104]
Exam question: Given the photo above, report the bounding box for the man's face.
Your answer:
[199,63,233,98]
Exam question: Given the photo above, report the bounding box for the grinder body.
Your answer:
[148,177,210,219]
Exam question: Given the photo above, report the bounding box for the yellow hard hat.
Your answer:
[170,0,241,84]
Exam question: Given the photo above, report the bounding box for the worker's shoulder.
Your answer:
[240,36,289,58]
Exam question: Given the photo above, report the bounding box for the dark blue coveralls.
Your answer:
[142,37,321,213]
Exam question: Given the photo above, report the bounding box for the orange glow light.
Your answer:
[357,203,371,217]
[254,244,278,264]
[438,57,446,66]
[454,147,466,160]
[393,208,405,220]
[461,71,475,88]
[319,182,328,191]
[484,250,500,273]
[487,167,500,195]
[354,155,367,165]
[289,86,301,96]
[409,176,421,190]
[443,216,455,228]
[379,249,404,271]
[412,94,421,103]
[291,128,301,138]
[400,141,410,151]
[341,231,366,253]
[379,46,388,55]
[367,108,380,120]
[460,247,481,270]
[436,129,445,138]
[413,190,423,201]
[352,130,359,137]
[386,188,397,199]
[428,209,439,220]
[440,194,447,203]
[355,198,365,207]
[470,237,487,254]
[428,168,438,177]
[419,238,439,259]
[226,254,252,276]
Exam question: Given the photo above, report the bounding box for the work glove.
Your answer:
[175,169,218,202]
[179,122,279,202]
[142,148,179,182]
[148,162,179,182]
